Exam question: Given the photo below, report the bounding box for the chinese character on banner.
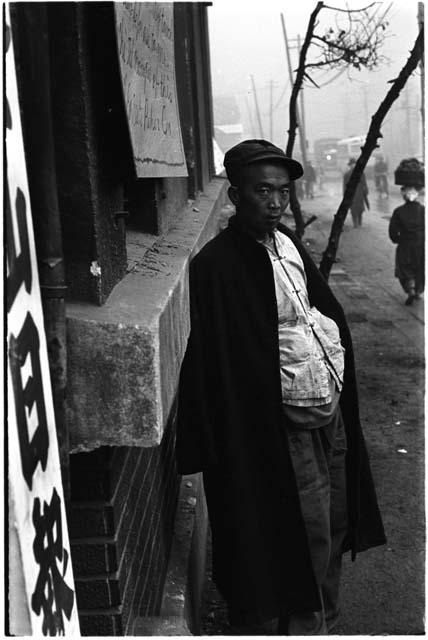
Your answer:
[5,2,80,634]
[31,489,75,635]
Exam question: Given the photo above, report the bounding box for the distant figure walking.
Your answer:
[389,185,425,306]
[317,163,325,190]
[374,155,389,198]
[304,160,316,198]
[343,158,369,228]
[295,177,305,200]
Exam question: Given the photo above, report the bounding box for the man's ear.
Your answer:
[228,185,239,206]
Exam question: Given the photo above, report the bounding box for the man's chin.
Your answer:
[266,217,282,229]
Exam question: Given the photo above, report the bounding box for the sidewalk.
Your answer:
[201,183,425,635]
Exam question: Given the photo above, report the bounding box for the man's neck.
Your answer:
[234,216,276,243]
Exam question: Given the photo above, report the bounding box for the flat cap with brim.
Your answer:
[223,139,304,184]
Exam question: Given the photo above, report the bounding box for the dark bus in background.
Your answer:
[336,135,380,179]
[313,137,341,177]
[314,135,381,180]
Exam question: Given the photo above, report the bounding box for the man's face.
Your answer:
[229,162,291,240]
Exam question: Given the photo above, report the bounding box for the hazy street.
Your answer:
[315,178,424,337]
[307,179,424,635]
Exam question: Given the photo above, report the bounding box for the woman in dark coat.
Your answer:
[389,185,425,305]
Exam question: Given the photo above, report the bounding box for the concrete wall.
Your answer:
[66,179,227,452]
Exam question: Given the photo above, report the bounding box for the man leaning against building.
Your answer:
[176,139,386,635]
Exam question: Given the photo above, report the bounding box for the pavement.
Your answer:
[201,179,425,636]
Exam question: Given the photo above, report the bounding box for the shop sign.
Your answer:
[6,3,80,634]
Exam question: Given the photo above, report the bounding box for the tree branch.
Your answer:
[319,26,424,280]
[304,56,350,70]
[285,1,324,237]
[322,2,378,13]
[283,0,390,238]
[303,71,321,88]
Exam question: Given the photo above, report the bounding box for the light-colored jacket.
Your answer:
[263,230,345,405]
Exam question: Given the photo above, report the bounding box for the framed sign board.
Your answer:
[115,3,188,178]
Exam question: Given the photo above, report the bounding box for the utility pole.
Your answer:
[396,81,420,157]
[342,91,348,137]
[297,34,307,154]
[264,79,280,142]
[404,84,412,155]
[250,74,264,138]
[362,82,369,128]
[281,13,307,166]
[245,95,257,138]
[418,2,424,161]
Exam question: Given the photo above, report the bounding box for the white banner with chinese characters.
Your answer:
[115,2,188,178]
[6,3,80,634]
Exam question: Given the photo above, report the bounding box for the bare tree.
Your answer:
[319,26,424,280]
[284,1,390,237]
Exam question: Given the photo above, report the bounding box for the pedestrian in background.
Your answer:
[389,184,425,305]
[176,139,385,635]
[343,157,369,228]
[296,176,305,199]
[374,155,389,198]
[304,160,316,198]
[317,162,325,190]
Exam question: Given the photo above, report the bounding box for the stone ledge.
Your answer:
[66,178,228,452]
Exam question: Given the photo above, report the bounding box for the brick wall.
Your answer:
[68,420,179,635]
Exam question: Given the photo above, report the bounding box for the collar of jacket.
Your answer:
[227,213,298,246]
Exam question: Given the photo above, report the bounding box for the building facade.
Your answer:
[8,1,227,634]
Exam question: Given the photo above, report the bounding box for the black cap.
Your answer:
[223,139,304,185]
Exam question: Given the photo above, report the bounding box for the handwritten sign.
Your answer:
[6,2,80,634]
[115,3,188,178]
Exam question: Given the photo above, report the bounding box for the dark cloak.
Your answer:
[389,201,425,284]
[176,215,386,625]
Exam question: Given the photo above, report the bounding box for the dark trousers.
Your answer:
[351,208,363,227]
[283,407,348,634]
[230,408,348,636]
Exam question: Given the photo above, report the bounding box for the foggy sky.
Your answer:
[208,0,423,162]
